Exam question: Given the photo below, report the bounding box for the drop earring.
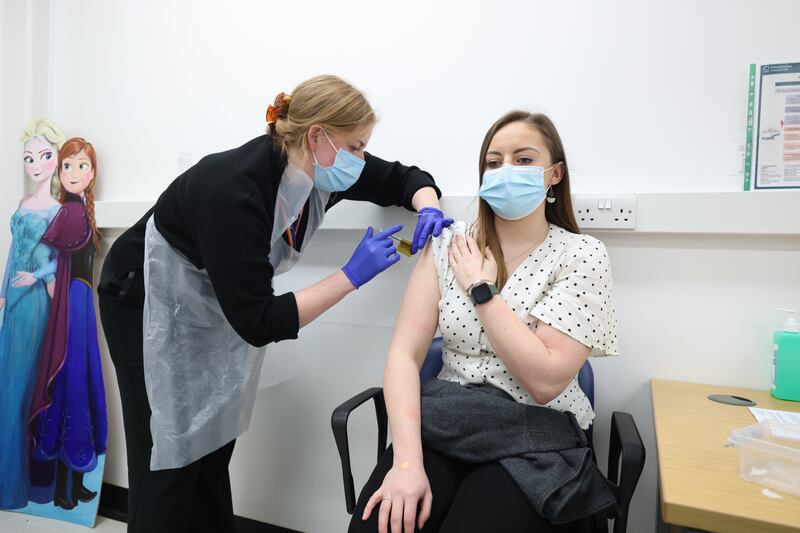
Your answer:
[546,186,556,204]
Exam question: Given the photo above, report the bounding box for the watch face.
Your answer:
[471,282,493,304]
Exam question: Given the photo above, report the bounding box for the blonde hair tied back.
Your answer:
[266,75,376,159]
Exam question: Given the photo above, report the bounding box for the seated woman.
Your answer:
[348,111,620,533]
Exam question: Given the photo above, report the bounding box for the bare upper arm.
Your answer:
[387,240,441,368]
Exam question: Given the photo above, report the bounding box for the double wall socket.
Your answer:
[572,194,637,230]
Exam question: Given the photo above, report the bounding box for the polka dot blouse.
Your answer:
[430,222,620,430]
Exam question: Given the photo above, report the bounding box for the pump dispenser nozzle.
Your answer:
[777,308,800,333]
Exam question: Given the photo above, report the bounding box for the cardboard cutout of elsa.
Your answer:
[0,120,64,510]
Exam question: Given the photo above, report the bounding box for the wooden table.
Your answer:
[651,379,800,533]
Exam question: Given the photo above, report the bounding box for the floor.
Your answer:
[0,511,126,532]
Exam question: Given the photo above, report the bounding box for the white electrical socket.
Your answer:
[572,194,637,230]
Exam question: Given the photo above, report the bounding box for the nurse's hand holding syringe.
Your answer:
[294,225,404,329]
[342,225,405,288]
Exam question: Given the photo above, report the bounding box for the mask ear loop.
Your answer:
[322,128,339,152]
[312,128,339,167]
[310,129,321,166]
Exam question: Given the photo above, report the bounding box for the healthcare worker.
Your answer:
[97,75,452,533]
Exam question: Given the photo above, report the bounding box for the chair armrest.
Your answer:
[331,387,388,514]
[607,411,645,533]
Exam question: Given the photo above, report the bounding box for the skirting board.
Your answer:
[94,190,800,235]
[98,483,301,533]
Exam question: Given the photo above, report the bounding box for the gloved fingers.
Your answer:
[375,224,403,240]
[357,226,374,246]
[411,218,427,254]
[422,221,435,248]
[386,252,402,267]
[383,244,399,258]
[414,219,436,254]
[431,219,444,238]
[432,218,454,237]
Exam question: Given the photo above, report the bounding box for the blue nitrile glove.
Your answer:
[342,225,403,288]
[412,207,454,254]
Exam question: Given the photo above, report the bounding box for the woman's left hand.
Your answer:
[449,234,497,292]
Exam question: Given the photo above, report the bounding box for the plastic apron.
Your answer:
[268,164,330,275]
[143,164,328,470]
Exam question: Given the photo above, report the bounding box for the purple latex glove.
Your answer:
[411,207,454,254]
[342,225,403,288]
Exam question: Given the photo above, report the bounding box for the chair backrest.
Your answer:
[419,337,445,383]
[420,337,595,409]
[577,358,595,408]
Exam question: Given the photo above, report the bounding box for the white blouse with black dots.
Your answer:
[430,222,619,430]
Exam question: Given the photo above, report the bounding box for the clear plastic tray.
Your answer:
[728,420,800,497]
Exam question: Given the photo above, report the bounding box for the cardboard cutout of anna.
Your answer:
[0,121,107,527]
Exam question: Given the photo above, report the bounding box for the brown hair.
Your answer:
[266,75,376,159]
[58,137,101,249]
[476,111,580,289]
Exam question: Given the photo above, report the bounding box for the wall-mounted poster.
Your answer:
[745,62,800,190]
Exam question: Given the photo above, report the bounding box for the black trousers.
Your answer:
[98,292,236,533]
[348,444,589,533]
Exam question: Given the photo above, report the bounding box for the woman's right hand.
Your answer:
[362,461,432,533]
[449,234,498,292]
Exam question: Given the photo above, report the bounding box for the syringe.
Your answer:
[384,232,413,257]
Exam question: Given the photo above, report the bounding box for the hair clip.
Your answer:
[266,92,292,124]
[266,105,279,124]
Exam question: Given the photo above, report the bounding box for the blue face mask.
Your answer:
[313,129,366,192]
[479,164,553,220]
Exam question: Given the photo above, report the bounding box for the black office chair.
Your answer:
[332,338,645,532]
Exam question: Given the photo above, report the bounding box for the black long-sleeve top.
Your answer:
[98,135,440,347]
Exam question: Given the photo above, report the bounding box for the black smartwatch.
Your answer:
[467,280,499,305]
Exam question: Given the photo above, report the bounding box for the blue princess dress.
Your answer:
[0,205,58,509]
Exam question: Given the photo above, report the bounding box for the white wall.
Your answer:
[50,0,798,198]
[1,0,25,264]
[7,0,796,531]
[1,0,52,270]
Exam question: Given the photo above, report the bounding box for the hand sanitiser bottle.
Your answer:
[771,309,800,401]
